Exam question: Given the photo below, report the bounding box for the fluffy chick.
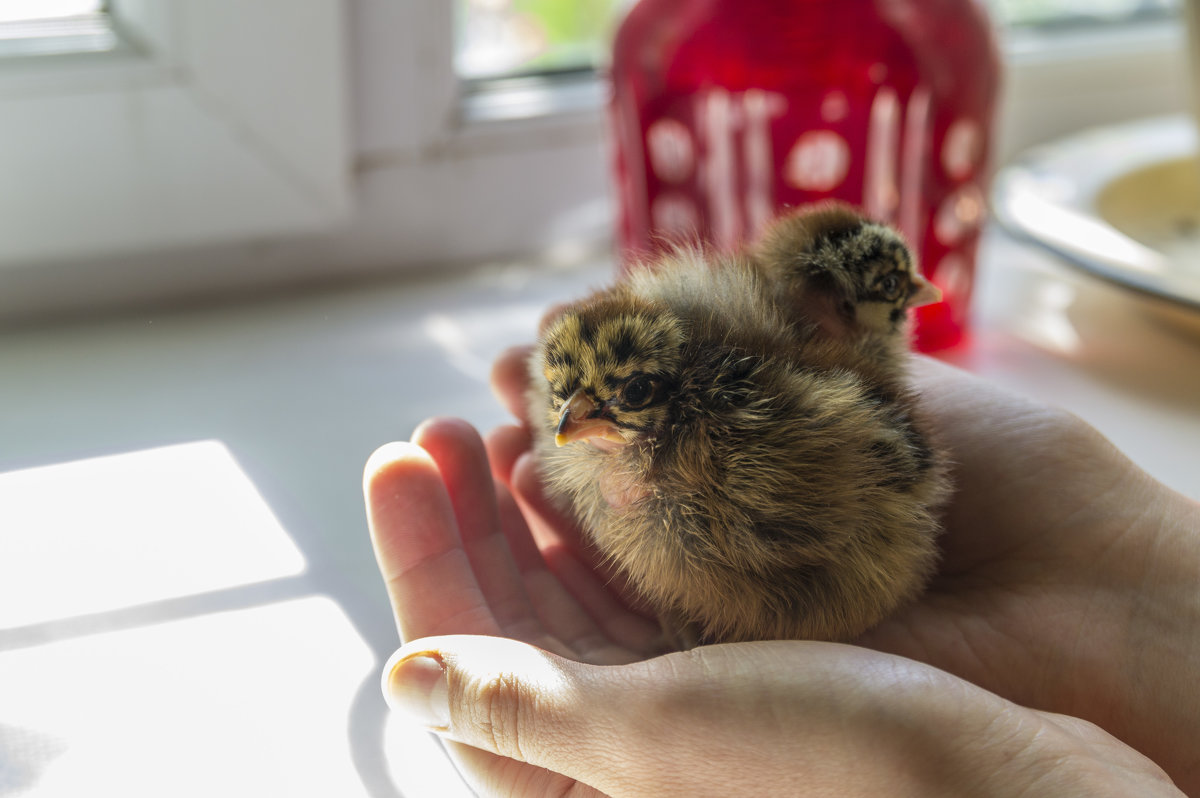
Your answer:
[755,202,942,339]
[754,202,943,394]
[527,205,950,646]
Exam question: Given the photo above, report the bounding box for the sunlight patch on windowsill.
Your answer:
[0,441,306,631]
[0,596,375,797]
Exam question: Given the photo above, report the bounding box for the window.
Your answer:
[445,0,1187,153]
[994,0,1176,27]
[455,0,633,80]
[0,0,102,19]
[0,0,1188,321]
[0,0,115,57]
[410,0,1188,261]
[452,0,1183,81]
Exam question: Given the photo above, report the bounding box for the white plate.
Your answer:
[993,115,1200,336]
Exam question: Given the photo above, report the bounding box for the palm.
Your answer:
[369,350,1196,795]
[855,357,1142,724]
[487,346,1138,717]
[369,418,661,664]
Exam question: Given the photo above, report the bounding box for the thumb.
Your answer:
[383,635,570,740]
[383,635,613,767]
[379,636,1164,798]
[380,635,926,797]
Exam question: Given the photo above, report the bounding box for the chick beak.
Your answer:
[555,391,626,448]
[907,273,943,308]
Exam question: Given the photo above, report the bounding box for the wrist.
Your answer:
[1047,455,1200,794]
[924,701,1183,798]
[1115,478,1200,794]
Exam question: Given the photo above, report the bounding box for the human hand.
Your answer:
[859,356,1200,794]
[365,419,1181,797]
[489,345,1200,793]
[365,417,662,668]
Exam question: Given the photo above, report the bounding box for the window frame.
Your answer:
[0,0,351,267]
[332,0,1193,269]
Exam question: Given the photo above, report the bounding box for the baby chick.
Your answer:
[527,203,949,645]
[756,202,942,339]
[754,202,942,393]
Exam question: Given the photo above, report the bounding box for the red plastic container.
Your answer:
[608,0,1001,350]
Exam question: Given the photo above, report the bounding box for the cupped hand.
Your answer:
[487,344,1200,793]
[365,418,1181,797]
[365,417,662,667]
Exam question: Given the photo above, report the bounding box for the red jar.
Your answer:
[609,0,1001,350]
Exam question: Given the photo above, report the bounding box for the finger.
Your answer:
[490,345,534,423]
[489,301,578,426]
[363,443,501,641]
[487,426,600,569]
[412,419,541,637]
[483,423,531,487]
[381,636,986,798]
[413,419,502,547]
[510,453,665,654]
[494,482,644,665]
[490,327,639,599]
[383,636,627,794]
[445,743,604,798]
[509,451,591,555]
[909,355,1018,432]
[538,302,571,335]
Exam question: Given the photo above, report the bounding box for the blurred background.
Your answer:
[0,0,1188,321]
[1,2,1196,797]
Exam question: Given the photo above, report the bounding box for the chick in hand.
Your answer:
[527,203,949,645]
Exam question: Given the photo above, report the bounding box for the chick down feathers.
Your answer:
[528,203,950,645]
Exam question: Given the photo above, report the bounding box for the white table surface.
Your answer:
[1,230,1197,797]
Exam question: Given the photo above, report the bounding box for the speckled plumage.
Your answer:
[528,203,951,645]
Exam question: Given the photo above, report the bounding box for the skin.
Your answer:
[365,351,1199,797]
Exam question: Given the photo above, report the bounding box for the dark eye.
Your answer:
[621,375,654,408]
[879,272,903,300]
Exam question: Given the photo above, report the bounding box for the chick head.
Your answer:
[758,203,942,335]
[539,297,685,450]
[820,220,942,333]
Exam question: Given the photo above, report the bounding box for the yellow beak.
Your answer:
[555,390,625,447]
[907,273,943,308]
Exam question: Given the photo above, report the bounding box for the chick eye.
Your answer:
[621,375,655,408]
[879,272,903,301]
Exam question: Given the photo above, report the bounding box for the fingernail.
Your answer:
[383,652,451,731]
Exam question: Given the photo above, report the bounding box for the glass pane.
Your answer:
[0,0,104,24]
[455,0,634,81]
[991,0,1178,27]
[456,0,1182,82]
[0,0,114,57]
